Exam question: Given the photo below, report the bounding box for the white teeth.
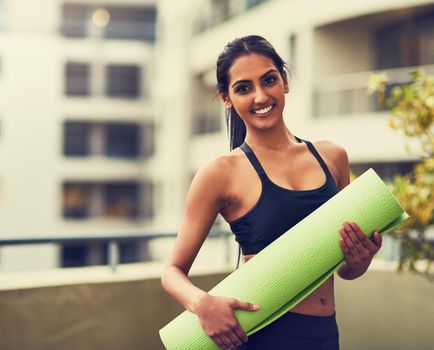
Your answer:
[252,105,273,114]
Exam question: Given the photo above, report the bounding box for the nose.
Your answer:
[253,86,268,104]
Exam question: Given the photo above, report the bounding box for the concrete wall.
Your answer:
[0,269,432,350]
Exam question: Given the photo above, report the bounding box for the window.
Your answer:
[61,241,144,267]
[60,3,156,42]
[193,112,221,135]
[192,74,221,135]
[62,181,152,220]
[63,122,91,156]
[61,4,89,38]
[61,244,89,267]
[102,182,140,219]
[63,182,92,219]
[104,6,156,41]
[61,243,108,267]
[106,65,140,98]
[375,9,434,69]
[65,62,90,96]
[63,121,153,158]
[105,123,139,158]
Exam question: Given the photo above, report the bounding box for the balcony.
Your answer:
[313,64,434,118]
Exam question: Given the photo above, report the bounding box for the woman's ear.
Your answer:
[220,93,233,109]
[282,71,290,93]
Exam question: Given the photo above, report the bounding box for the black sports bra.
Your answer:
[229,136,340,261]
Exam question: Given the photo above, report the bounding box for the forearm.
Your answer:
[161,265,208,313]
[337,257,373,280]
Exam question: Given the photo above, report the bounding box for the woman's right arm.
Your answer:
[160,156,258,349]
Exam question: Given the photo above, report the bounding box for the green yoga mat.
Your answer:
[159,168,409,350]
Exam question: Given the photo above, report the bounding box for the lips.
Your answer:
[251,104,275,116]
[251,103,275,117]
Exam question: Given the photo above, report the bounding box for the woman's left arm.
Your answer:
[332,143,383,280]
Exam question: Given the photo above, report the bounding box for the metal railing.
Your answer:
[313,64,434,118]
[0,229,232,272]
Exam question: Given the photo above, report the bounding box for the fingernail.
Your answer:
[254,305,260,309]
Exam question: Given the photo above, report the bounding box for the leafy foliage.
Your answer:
[368,70,434,279]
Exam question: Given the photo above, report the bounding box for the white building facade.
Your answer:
[0,0,432,271]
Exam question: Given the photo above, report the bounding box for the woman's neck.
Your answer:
[244,123,299,153]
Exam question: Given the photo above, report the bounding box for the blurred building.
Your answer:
[155,0,433,262]
[0,0,158,271]
[0,0,432,271]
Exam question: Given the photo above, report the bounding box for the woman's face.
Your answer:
[222,53,288,130]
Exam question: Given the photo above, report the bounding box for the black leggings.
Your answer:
[237,311,339,350]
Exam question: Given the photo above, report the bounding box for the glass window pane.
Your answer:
[63,122,91,156]
[102,182,140,219]
[104,123,139,158]
[65,62,90,96]
[63,182,92,219]
[105,65,140,98]
[61,244,88,267]
[61,3,89,38]
[104,6,156,41]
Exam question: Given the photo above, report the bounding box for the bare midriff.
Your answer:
[243,254,336,317]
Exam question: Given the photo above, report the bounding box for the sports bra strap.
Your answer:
[304,140,335,180]
[240,142,266,175]
[305,141,326,166]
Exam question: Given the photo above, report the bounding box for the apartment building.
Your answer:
[0,0,432,271]
[0,0,159,271]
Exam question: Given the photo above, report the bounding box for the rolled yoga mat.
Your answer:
[159,168,409,350]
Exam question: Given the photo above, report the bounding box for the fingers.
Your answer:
[212,336,227,349]
[232,299,260,312]
[339,222,383,265]
[224,330,245,348]
[339,236,355,261]
[212,332,241,350]
[342,222,364,255]
[340,222,367,262]
[220,334,236,349]
[212,326,247,349]
[372,231,383,248]
[209,299,252,349]
[233,325,248,344]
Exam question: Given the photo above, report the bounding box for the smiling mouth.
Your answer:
[251,104,274,116]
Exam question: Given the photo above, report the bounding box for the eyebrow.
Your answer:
[231,69,278,88]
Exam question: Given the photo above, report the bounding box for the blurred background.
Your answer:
[0,0,432,349]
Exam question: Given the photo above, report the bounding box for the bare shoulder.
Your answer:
[314,139,348,163]
[196,148,244,180]
[192,148,244,202]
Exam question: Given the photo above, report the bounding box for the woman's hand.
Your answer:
[339,221,382,267]
[192,294,260,349]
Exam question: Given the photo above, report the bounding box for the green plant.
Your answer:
[368,70,434,279]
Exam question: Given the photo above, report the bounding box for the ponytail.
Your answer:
[226,107,247,151]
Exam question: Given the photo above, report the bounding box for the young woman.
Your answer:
[161,35,382,350]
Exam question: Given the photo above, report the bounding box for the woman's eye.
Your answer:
[264,76,277,85]
[235,85,250,94]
